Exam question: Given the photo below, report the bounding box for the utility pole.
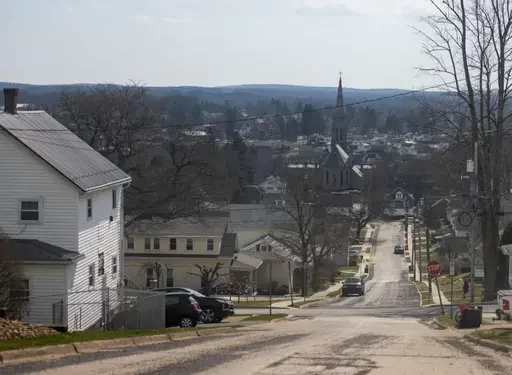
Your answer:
[417,223,422,282]
[426,228,432,294]
[469,141,478,303]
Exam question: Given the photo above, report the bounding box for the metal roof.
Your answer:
[0,111,131,192]
[320,144,350,168]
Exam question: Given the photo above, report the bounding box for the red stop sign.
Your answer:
[427,260,441,277]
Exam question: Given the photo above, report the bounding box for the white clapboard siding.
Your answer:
[0,130,79,251]
[67,187,122,331]
[19,264,67,326]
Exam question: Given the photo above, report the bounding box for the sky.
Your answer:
[0,0,439,89]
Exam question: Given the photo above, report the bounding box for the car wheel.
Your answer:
[180,316,196,328]
[202,308,216,323]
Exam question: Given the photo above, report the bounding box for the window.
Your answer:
[332,173,337,187]
[186,238,193,251]
[20,200,40,222]
[340,170,344,186]
[144,237,151,250]
[153,237,160,250]
[87,198,93,219]
[166,268,174,287]
[97,253,105,276]
[207,239,214,251]
[169,238,177,251]
[146,268,154,287]
[261,244,267,252]
[111,256,117,275]
[256,244,260,251]
[127,237,134,249]
[112,189,117,209]
[88,264,95,286]
[165,295,180,305]
[9,279,29,300]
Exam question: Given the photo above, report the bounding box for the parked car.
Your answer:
[393,244,404,254]
[154,287,234,323]
[341,277,365,296]
[165,292,203,328]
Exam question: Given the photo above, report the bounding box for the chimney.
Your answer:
[3,88,19,115]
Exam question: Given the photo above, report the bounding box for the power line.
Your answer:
[1,81,454,134]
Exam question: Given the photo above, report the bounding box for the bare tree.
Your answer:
[417,0,512,295]
[124,130,233,227]
[271,169,347,293]
[0,229,26,319]
[140,262,163,288]
[55,82,155,172]
[349,162,387,240]
[187,262,226,296]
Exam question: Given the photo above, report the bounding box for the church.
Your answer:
[320,77,363,191]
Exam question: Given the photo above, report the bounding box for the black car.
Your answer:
[154,287,234,323]
[341,277,365,296]
[394,244,404,254]
[165,292,203,328]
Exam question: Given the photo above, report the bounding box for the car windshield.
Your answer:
[345,278,361,284]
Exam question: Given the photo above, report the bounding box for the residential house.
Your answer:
[124,214,237,290]
[0,88,131,331]
[383,187,415,219]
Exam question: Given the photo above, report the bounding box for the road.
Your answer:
[3,315,511,374]
[327,221,420,309]
[1,221,506,374]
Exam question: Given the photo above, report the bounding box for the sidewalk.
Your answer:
[407,222,450,305]
[275,224,376,307]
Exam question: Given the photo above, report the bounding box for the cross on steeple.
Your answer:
[339,71,342,80]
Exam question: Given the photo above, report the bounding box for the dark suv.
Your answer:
[165,292,202,328]
[155,287,234,323]
[394,244,404,254]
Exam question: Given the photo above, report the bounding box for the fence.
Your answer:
[7,287,165,332]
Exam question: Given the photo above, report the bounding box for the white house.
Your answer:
[0,88,131,331]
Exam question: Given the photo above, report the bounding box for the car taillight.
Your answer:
[189,303,198,309]
[503,299,510,311]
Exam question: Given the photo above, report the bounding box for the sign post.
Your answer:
[427,260,444,315]
[449,260,455,318]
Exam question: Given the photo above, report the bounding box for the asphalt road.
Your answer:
[4,315,511,374]
[327,221,420,309]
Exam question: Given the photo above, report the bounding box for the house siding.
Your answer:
[0,130,79,251]
[126,236,222,255]
[125,257,230,290]
[18,264,67,326]
[67,187,122,331]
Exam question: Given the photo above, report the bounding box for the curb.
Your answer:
[464,334,511,353]
[0,326,237,364]
[300,297,337,309]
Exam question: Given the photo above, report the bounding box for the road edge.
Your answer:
[0,320,288,365]
[463,333,511,353]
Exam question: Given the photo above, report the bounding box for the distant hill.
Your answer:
[0,82,443,110]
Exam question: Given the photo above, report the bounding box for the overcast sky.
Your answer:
[0,0,439,89]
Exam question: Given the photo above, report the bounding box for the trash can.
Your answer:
[457,305,482,328]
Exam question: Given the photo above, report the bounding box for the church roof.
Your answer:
[320,144,350,168]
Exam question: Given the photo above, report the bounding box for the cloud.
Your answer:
[295,1,359,17]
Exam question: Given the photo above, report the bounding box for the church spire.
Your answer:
[331,73,347,149]
[337,73,344,109]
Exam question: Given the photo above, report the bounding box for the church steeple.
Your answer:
[331,74,347,149]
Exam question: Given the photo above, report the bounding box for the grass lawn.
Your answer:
[288,299,322,307]
[240,314,287,322]
[232,299,287,307]
[473,328,512,345]
[327,287,342,298]
[0,325,243,352]
[437,273,483,305]
[435,314,457,328]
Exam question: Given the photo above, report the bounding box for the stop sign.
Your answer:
[427,260,442,277]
